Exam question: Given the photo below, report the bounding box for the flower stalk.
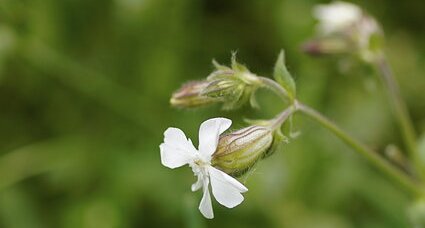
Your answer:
[269,103,298,130]
[373,55,421,175]
[258,76,291,103]
[258,76,423,196]
[297,103,422,196]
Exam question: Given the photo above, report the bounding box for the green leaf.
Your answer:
[273,50,296,100]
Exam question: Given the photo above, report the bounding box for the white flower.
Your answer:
[310,1,382,62]
[313,1,362,35]
[159,118,248,219]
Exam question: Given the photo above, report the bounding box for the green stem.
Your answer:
[258,76,423,195]
[374,55,420,173]
[258,77,290,103]
[270,105,297,130]
[297,103,422,195]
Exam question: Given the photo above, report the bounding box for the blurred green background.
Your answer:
[0,0,425,227]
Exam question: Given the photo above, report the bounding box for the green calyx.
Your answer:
[212,125,273,177]
[202,55,261,110]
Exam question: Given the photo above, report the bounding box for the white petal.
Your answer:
[208,167,248,208]
[160,128,196,169]
[198,180,214,219]
[313,2,361,34]
[198,118,232,156]
[164,127,191,149]
[191,175,203,192]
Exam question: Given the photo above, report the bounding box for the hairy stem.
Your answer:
[258,77,290,102]
[297,103,422,195]
[259,76,423,195]
[374,55,420,174]
[270,104,298,130]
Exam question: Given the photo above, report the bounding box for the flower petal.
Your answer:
[198,180,214,219]
[160,127,196,169]
[313,2,361,34]
[191,175,203,192]
[198,118,232,156]
[208,167,248,208]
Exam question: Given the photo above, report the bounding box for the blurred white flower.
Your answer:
[313,1,362,35]
[306,1,383,62]
[160,118,248,219]
[356,16,381,61]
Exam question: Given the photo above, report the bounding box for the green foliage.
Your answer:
[418,133,425,170]
[273,50,296,101]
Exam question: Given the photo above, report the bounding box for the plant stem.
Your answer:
[258,77,290,103]
[297,103,422,195]
[258,76,423,195]
[270,105,297,130]
[374,55,420,172]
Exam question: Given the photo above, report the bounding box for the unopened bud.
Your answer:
[202,73,243,98]
[170,81,218,108]
[170,55,262,110]
[203,74,256,110]
[202,58,261,110]
[212,125,273,176]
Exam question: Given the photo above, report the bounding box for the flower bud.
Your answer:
[212,125,273,177]
[201,56,261,110]
[202,72,243,98]
[170,55,261,110]
[170,81,219,108]
[203,72,257,110]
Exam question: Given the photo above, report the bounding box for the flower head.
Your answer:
[313,1,362,35]
[304,1,383,62]
[160,118,248,219]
